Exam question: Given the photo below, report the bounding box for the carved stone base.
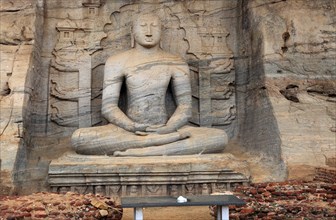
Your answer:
[48,152,250,196]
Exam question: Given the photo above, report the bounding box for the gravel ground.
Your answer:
[0,180,335,219]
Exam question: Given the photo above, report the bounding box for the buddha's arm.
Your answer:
[167,64,192,129]
[147,64,192,134]
[102,59,146,132]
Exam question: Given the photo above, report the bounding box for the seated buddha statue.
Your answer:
[71,13,228,156]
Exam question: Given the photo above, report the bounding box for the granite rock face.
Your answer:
[0,0,335,194]
[235,0,335,180]
[0,0,44,194]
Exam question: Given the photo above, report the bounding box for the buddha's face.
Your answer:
[133,14,161,48]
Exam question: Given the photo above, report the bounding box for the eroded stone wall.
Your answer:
[0,0,44,193]
[0,0,335,194]
[2,0,241,194]
[236,0,335,180]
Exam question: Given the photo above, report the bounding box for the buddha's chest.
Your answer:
[125,65,171,90]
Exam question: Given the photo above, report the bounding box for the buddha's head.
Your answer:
[132,13,162,48]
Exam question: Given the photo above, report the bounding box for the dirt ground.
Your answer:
[1,180,335,219]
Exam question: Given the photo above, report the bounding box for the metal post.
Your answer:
[216,206,229,220]
[134,207,143,220]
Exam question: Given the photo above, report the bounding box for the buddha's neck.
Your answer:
[134,44,160,54]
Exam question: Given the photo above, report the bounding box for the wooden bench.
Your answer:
[121,195,245,220]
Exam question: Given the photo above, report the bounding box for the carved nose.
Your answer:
[146,26,152,37]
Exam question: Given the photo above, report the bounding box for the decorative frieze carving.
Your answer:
[50,181,248,197]
[49,0,106,128]
[189,61,236,127]
[48,153,249,197]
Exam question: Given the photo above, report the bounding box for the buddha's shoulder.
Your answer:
[159,50,186,63]
[105,49,134,65]
[105,49,187,65]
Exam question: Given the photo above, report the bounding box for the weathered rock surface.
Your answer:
[235,0,336,180]
[0,0,44,194]
[0,0,335,194]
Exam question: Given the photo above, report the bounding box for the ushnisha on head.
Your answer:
[131,13,162,48]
